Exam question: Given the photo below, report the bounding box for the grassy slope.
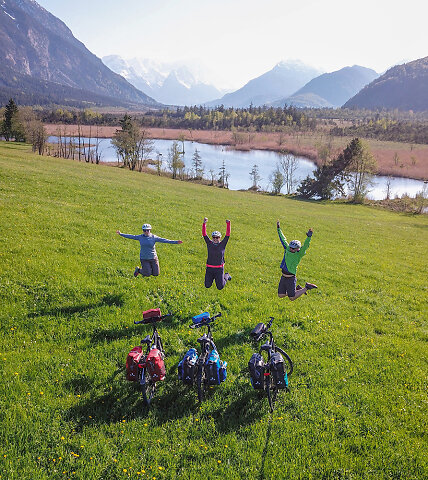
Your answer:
[0,142,427,480]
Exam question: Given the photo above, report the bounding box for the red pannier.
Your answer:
[125,346,144,381]
[145,348,166,382]
[142,308,161,323]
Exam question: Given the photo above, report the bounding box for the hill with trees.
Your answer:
[344,57,428,111]
[0,0,160,107]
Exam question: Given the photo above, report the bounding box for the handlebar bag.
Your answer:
[270,352,288,389]
[205,349,227,385]
[250,323,265,339]
[125,346,144,382]
[178,348,198,385]
[146,347,166,382]
[143,308,162,322]
[192,312,210,325]
[248,352,265,389]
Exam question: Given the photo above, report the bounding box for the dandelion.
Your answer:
[123,469,127,473]
[61,437,65,440]
[144,423,148,427]
[14,372,19,375]
[158,466,163,470]
[218,460,221,464]
[40,391,44,395]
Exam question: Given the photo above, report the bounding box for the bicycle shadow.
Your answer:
[27,293,124,318]
[64,365,199,430]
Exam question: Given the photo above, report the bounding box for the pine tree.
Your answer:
[1,99,19,141]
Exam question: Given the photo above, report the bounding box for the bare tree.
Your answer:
[192,148,204,179]
[249,164,261,190]
[219,159,228,188]
[280,152,299,194]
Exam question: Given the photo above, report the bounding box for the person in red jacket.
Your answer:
[202,217,231,290]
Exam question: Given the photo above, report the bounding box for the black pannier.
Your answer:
[270,352,288,389]
[248,353,265,389]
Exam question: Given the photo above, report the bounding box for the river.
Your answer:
[48,136,426,200]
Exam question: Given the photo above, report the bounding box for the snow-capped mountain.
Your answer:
[102,55,225,106]
[204,60,322,108]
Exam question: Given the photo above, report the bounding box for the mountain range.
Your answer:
[0,0,159,108]
[0,0,426,112]
[274,65,379,108]
[102,55,225,106]
[344,57,428,111]
[204,61,322,108]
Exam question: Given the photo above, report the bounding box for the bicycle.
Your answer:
[248,317,293,412]
[180,312,226,402]
[131,309,171,406]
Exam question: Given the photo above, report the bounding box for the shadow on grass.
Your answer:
[28,293,124,318]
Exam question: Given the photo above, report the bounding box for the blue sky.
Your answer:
[36,0,428,89]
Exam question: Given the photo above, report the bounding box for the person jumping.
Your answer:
[116,223,182,277]
[277,220,317,301]
[202,217,231,290]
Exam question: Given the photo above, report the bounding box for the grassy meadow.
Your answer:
[0,141,427,480]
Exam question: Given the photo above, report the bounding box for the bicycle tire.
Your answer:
[275,347,293,376]
[266,380,275,412]
[197,364,206,403]
[140,368,156,406]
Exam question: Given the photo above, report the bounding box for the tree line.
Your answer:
[330,118,428,144]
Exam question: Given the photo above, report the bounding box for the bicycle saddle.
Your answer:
[141,335,151,345]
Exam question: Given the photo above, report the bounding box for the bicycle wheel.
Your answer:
[265,374,277,413]
[140,368,156,406]
[197,364,206,403]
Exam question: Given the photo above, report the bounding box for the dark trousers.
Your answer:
[205,267,228,290]
[140,258,160,277]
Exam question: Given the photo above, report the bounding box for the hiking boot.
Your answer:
[305,282,317,290]
[134,267,140,277]
[296,284,307,295]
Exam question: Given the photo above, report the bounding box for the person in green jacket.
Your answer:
[277,220,317,301]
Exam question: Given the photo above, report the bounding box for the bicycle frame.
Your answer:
[134,312,170,406]
[250,317,293,412]
[189,313,221,402]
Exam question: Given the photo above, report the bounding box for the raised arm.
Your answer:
[277,221,288,249]
[299,228,313,256]
[225,219,231,236]
[202,217,208,237]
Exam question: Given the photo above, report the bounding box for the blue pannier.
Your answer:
[205,349,227,385]
[178,348,198,385]
[192,312,210,325]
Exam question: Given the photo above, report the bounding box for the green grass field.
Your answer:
[1,142,427,480]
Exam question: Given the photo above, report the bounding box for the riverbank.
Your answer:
[44,124,428,180]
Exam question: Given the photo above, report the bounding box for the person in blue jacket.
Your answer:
[117,223,182,277]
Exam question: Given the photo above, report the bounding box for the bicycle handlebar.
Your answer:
[189,312,221,329]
